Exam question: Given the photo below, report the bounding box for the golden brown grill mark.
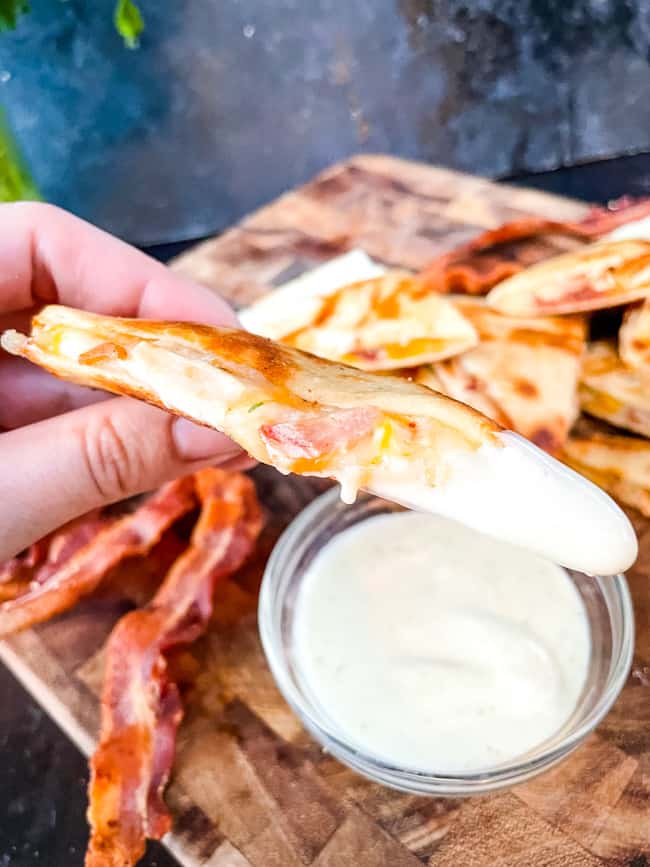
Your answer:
[507,328,585,355]
[208,329,299,387]
[514,378,538,399]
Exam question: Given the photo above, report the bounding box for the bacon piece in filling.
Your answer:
[260,406,381,461]
[85,468,263,867]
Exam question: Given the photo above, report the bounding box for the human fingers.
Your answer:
[0,201,237,324]
[0,397,242,560]
[0,357,107,428]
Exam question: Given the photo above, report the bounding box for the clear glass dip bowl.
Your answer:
[258,488,635,796]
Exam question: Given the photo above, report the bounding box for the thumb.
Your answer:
[0,397,242,560]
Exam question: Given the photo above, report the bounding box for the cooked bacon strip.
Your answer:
[35,512,109,585]
[0,581,30,603]
[86,468,263,867]
[0,478,197,639]
[99,531,189,608]
[416,219,587,295]
[578,196,650,236]
[0,513,109,601]
[416,197,650,296]
[0,537,50,586]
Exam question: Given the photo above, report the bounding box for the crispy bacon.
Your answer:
[416,197,650,296]
[0,536,50,587]
[85,468,263,867]
[0,513,109,601]
[36,512,109,585]
[577,196,650,236]
[0,579,30,602]
[260,407,381,460]
[416,219,589,296]
[79,341,128,365]
[99,531,189,608]
[0,478,197,639]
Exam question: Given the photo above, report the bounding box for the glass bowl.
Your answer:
[258,488,635,795]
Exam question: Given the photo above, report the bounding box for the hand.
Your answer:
[0,202,245,560]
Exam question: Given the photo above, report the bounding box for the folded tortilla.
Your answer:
[561,427,650,518]
[417,298,586,452]
[487,240,650,316]
[579,340,650,437]
[619,299,650,369]
[241,271,479,371]
[1,304,499,499]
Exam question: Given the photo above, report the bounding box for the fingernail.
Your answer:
[172,418,240,462]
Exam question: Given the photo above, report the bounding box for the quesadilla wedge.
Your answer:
[487,240,650,316]
[619,299,650,369]
[1,305,637,574]
[416,298,586,453]
[561,429,650,518]
[415,197,650,297]
[579,340,650,437]
[417,362,508,426]
[241,271,479,371]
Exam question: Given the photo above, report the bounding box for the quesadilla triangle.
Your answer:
[416,298,585,454]
[580,340,650,438]
[2,304,637,575]
[561,428,650,520]
[619,299,650,369]
[486,240,650,316]
[240,271,479,371]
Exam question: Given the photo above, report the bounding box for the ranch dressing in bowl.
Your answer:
[292,511,591,773]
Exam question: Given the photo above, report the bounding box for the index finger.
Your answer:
[0,202,237,326]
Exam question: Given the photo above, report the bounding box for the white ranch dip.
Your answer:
[293,511,591,773]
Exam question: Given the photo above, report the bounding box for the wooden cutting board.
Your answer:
[2,154,649,867]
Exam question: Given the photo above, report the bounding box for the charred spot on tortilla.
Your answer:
[514,379,539,399]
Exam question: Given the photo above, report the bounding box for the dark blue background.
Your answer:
[3,1,650,244]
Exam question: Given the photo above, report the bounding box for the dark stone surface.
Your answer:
[0,663,178,867]
[0,661,88,866]
[3,1,650,243]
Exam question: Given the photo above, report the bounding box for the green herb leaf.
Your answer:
[114,0,144,49]
[0,107,41,202]
[248,401,266,413]
[0,0,29,31]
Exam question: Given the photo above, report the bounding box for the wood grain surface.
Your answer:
[2,154,649,867]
